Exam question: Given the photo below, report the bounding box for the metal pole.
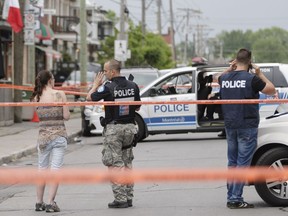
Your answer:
[169,0,176,63]
[183,10,189,65]
[142,0,146,35]
[119,0,126,67]
[28,45,35,84]
[157,0,162,34]
[119,0,125,40]
[80,0,87,89]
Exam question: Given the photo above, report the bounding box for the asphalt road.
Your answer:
[0,133,287,216]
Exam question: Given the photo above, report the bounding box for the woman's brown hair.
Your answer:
[30,70,53,102]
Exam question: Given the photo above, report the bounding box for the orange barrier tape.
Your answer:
[0,84,288,102]
[0,167,285,185]
[0,99,287,107]
[0,84,33,91]
[0,84,87,96]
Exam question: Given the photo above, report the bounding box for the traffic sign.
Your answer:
[24,29,35,45]
[24,12,35,29]
[114,40,127,61]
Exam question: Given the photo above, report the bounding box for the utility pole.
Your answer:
[141,0,146,35]
[193,24,211,57]
[119,0,126,41]
[26,0,37,85]
[79,0,87,89]
[157,0,162,34]
[119,0,128,67]
[169,0,176,63]
[178,8,201,64]
[14,0,25,123]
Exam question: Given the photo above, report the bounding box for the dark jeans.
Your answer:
[226,127,258,202]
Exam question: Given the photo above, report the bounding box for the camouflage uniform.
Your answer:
[102,123,137,202]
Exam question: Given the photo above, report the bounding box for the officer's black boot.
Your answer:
[108,200,128,208]
[127,199,133,207]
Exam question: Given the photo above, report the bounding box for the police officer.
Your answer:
[87,59,141,208]
[218,49,276,209]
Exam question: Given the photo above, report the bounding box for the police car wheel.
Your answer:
[135,115,145,142]
[254,147,288,206]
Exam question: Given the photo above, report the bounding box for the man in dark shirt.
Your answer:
[87,59,141,208]
[218,49,276,209]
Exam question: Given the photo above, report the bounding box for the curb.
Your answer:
[0,131,82,166]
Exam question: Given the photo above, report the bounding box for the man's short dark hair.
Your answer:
[236,48,252,65]
[108,59,121,72]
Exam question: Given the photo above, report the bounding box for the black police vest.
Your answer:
[105,77,138,124]
[220,71,260,129]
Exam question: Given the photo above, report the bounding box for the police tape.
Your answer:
[0,84,87,96]
[0,167,285,185]
[0,99,287,107]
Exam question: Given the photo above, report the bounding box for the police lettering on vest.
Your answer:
[114,88,135,97]
[221,80,246,89]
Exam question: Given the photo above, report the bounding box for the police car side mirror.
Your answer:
[149,87,157,97]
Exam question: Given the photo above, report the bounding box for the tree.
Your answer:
[127,24,173,68]
[251,27,288,63]
[213,27,288,63]
[98,23,173,69]
[216,30,253,59]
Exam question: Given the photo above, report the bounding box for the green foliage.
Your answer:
[215,27,288,63]
[251,27,288,63]
[217,30,253,59]
[97,23,173,69]
[105,10,118,23]
[97,30,117,66]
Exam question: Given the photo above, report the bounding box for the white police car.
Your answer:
[89,63,288,141]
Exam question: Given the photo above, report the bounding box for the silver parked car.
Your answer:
[251,111,288,206]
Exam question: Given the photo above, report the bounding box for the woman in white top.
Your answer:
[30,70,70,212]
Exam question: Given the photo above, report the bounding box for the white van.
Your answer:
[88,63,288,140]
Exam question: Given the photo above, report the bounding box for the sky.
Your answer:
[90,0,288,42]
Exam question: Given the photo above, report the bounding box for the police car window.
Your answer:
[154,73,193,95]
[272,67,287,87]
[153,76,177,95]
[260,67,273,83]
[260,66,287,87]
[129,73,158,89]
[175,74,193,94]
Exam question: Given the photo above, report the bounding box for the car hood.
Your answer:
[258,112,288,146]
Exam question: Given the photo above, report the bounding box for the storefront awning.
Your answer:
[35,22,54,40]
[35,46,62,59]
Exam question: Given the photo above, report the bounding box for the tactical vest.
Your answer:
[105,77,138,124]
[219,71,260,129]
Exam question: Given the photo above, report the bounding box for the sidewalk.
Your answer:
[0,112,82,165]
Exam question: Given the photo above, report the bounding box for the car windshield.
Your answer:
[121,71,159,89]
